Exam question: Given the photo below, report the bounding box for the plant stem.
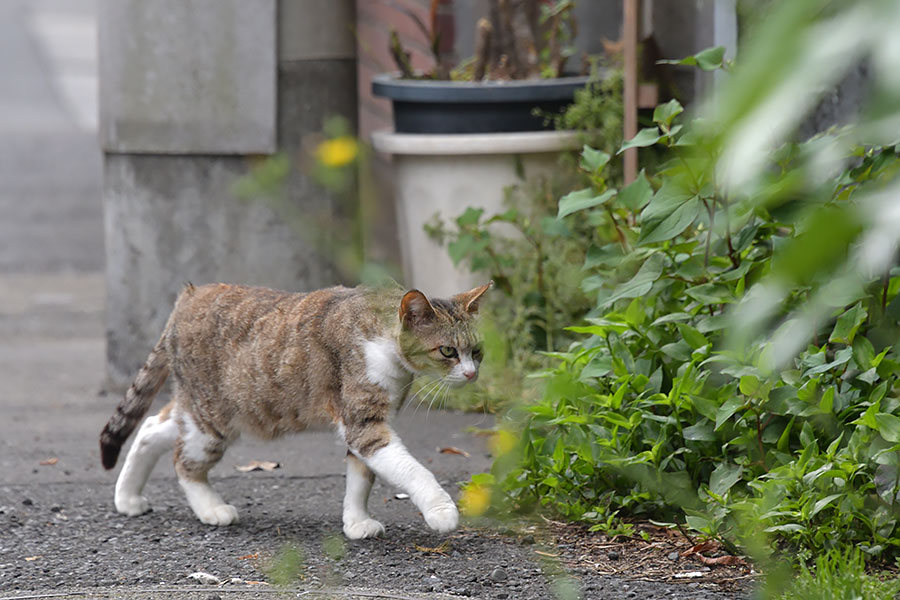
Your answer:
[606,206,630,252]
[703,198,715,270]
[882,267,890,312]
[755,410,768,471]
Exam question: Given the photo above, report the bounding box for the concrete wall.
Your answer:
[100,0,357,388]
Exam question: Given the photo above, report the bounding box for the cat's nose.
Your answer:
[463,370,477,381]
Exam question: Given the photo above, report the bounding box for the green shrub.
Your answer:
[484,109,900,562]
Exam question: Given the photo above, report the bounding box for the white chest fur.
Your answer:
[362,337,411,402]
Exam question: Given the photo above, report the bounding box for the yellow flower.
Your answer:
[459,483,492,517]
[315,136,358,167]
[488,429,517,457]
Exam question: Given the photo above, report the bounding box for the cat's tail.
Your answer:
[99,332,170,470]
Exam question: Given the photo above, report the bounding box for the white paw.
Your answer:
[343,517,386,540]
[115,494,151,517]
[196,504,239,526]
[423,498,459,533]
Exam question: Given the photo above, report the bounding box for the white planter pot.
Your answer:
[372,130,580,298]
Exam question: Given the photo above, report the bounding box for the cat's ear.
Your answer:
[400,290,437,327]
[453,281,493,314]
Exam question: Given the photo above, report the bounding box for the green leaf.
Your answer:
[639,180,701,245]
[557,188,617,219]
[606,253,665,305]
[580,145,611,173]
[658,46,726,71]
[455,207,484,227]
[653,99,684,129]
[447,235,475,265]
[676,322,708,350]
[819,387,835,414]
[829,302,867,344]
[875,413,900,443]
[852,335,876,370]
[810,493,843,518]
[683,422,716,442]
[618,170,653,211]
[709,463,743,496]
[739,375,760,396]
[716,397,745,430]
[685,283,734,305]
[485,208,518,224]
[618,127,662,154]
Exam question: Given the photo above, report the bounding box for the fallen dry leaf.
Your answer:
[24,556,42,561]
[438,446,471,458]
[534,550,560,558]
[681,540,718,557]
[235,460,280,473]
[39,457,58,466]
[245,581,270,586]
[694,554,747,567]
[237,553,259,561]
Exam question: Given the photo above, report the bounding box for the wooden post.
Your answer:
[623,0,639,185]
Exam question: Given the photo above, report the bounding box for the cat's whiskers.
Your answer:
[406,377,443,417]
[427,378,452,415]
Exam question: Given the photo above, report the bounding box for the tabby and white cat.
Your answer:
[99,281,490,539]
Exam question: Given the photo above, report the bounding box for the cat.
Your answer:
[99,281,491,539]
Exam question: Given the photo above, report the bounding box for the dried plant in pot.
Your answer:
[373,0,598,134]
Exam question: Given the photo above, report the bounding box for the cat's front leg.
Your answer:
[354,434,459,534]
[342,452,385,539]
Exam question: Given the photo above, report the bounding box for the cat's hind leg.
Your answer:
[342,451,385,539]
[114,402,178,516]
[173,411,238,526]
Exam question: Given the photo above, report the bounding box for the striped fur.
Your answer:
[99,332,170,469]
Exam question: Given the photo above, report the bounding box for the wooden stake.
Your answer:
[623,0,639,184]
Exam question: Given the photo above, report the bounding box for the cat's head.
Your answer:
[397,282,492,386]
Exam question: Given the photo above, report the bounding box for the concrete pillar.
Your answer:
[100,0,357,389]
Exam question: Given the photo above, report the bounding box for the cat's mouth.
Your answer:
[448,374,477,388]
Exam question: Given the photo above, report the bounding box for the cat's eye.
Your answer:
[472,344,483,360]
[438,346,458,358]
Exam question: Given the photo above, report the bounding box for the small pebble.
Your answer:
[50,506,62,513]
[520,534,535,545]
[496,593,509,599]
[489,567,508,582]
[667,551,679,561]
[607,551,620,561]
[22,499,33,506]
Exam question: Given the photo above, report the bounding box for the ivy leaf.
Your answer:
[557,188,617,219]
[618,170,653,211]
[580,145,611,173]
[606,253,665,305]
[618,127,662,154]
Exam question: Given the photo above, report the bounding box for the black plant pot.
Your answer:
[372,73,592,134]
